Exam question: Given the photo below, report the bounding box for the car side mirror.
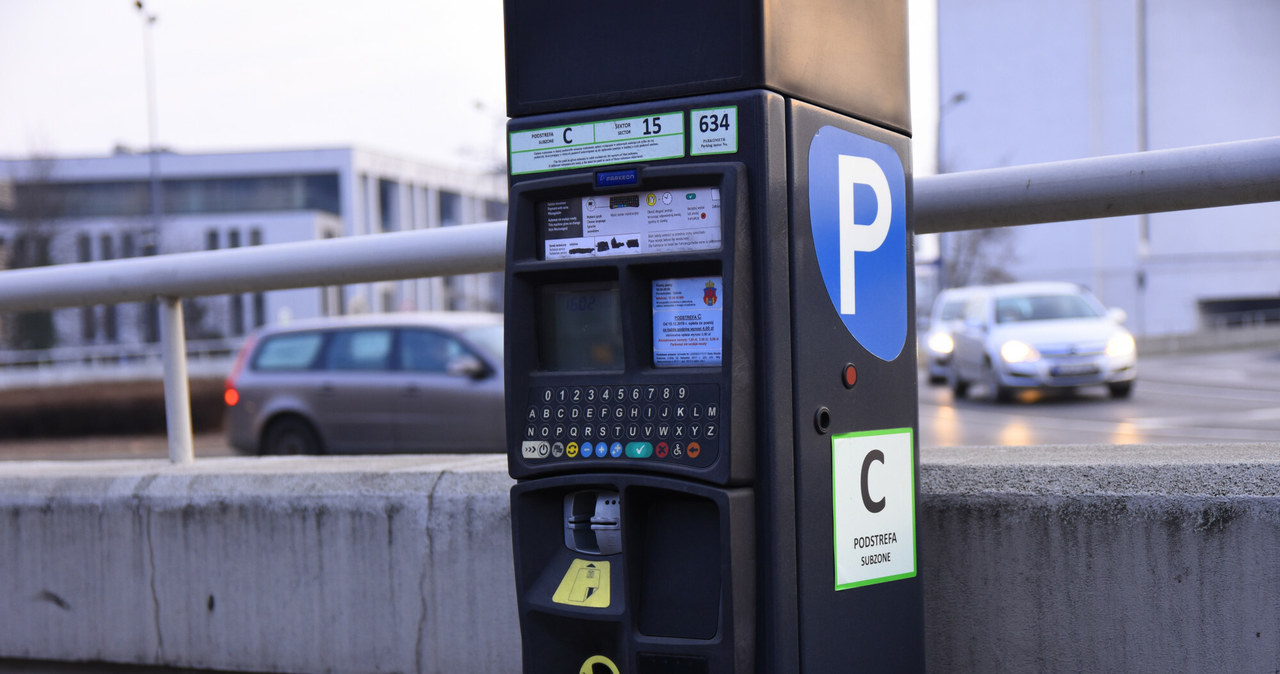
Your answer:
[1107,307,1128,324]
[446,354,490,379]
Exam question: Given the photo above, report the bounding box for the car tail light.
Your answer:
[224,335,257,407]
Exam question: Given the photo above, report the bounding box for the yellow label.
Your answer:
[579,654,620,674]
[552,559,611,608]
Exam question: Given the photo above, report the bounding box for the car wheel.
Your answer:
[261,417,323,455]
[1108,381,1134,399]
[948,368,969,399]
[984,359,1013,403]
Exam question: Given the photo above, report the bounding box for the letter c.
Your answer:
[563,127,573,144]
[861,449,885,513]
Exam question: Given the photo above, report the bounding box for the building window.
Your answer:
[205,229,219,251]
[250,228,265,327]
[228,229,244,336]
[484,199,507,222]
[100,235,117,341]
[76,234,91,263]
[18,173,342,218]
[77,234,95,341]
[439,191,462,227]
[362,175,373,234]
[141,241,159,343]
[379,179,398,232]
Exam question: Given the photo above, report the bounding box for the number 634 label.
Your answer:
[691,106,738,156]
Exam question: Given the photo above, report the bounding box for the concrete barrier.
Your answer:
[921,443,1280,672]
[1,444,1278,672]
[0,455,519,674]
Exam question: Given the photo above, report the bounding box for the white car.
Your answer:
[922,287,979,385]
[946,282,1136,402]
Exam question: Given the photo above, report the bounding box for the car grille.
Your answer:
[1038,341,1106,357]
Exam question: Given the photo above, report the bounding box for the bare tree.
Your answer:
[940,228,1019,289]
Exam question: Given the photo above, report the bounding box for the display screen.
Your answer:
[539,283,624,371]
[652,276,724,367]
[538,186,722,260]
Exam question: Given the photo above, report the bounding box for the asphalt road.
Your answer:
[2,347,1277,461]
[920,346,1280,446]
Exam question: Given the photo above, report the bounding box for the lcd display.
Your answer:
[652,276,724,367]
[539,283,624,371]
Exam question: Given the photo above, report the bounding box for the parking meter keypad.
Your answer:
[524,384,719,465]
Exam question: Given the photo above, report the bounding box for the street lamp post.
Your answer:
[136,1,162,342]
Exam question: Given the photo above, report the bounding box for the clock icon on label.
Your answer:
[662,192,673,205]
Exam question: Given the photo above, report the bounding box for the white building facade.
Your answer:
[0,147,506,355]
[936,0,1280,336]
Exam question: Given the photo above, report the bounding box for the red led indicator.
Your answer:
[842,364,858,389]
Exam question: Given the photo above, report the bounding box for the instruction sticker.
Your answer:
[538,187,722,260]
[832,428,916,590]
[552,559,611,608]
[510,113,684,175]
[652,277,723,367]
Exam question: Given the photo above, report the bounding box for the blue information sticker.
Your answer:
[808,126,908,362]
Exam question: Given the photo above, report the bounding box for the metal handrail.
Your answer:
[0,222,507,311]
[913,136,1280,234]
[2,138,1279,462]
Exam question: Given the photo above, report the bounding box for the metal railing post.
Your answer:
[158,296,194,463]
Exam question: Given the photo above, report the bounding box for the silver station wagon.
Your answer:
[224,312,504,455]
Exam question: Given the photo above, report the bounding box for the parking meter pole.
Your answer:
[503,2,922,671]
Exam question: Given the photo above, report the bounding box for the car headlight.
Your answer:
[927,332,954,355]
[1106,332,1136,358]
[1000,340,1040,364]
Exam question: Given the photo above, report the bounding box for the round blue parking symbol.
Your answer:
[808,126,908,362]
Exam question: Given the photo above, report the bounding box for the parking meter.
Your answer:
[504,2,922,672]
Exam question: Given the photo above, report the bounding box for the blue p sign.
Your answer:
[808,126,908,362]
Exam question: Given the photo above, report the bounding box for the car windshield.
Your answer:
[462,324,504,359]
[939,299,966,321]
[994,294,1101,323]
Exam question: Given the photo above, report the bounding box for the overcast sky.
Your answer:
[0,0,938,173]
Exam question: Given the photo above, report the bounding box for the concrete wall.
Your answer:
[1,444,1278,673]
[0,455,519,674]
[922,444,1280,672]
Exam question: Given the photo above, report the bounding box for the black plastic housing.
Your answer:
[503,0,910,134]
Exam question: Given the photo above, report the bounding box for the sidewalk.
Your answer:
[0,433,234,462]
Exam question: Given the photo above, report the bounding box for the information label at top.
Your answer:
[510,113,685,175]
